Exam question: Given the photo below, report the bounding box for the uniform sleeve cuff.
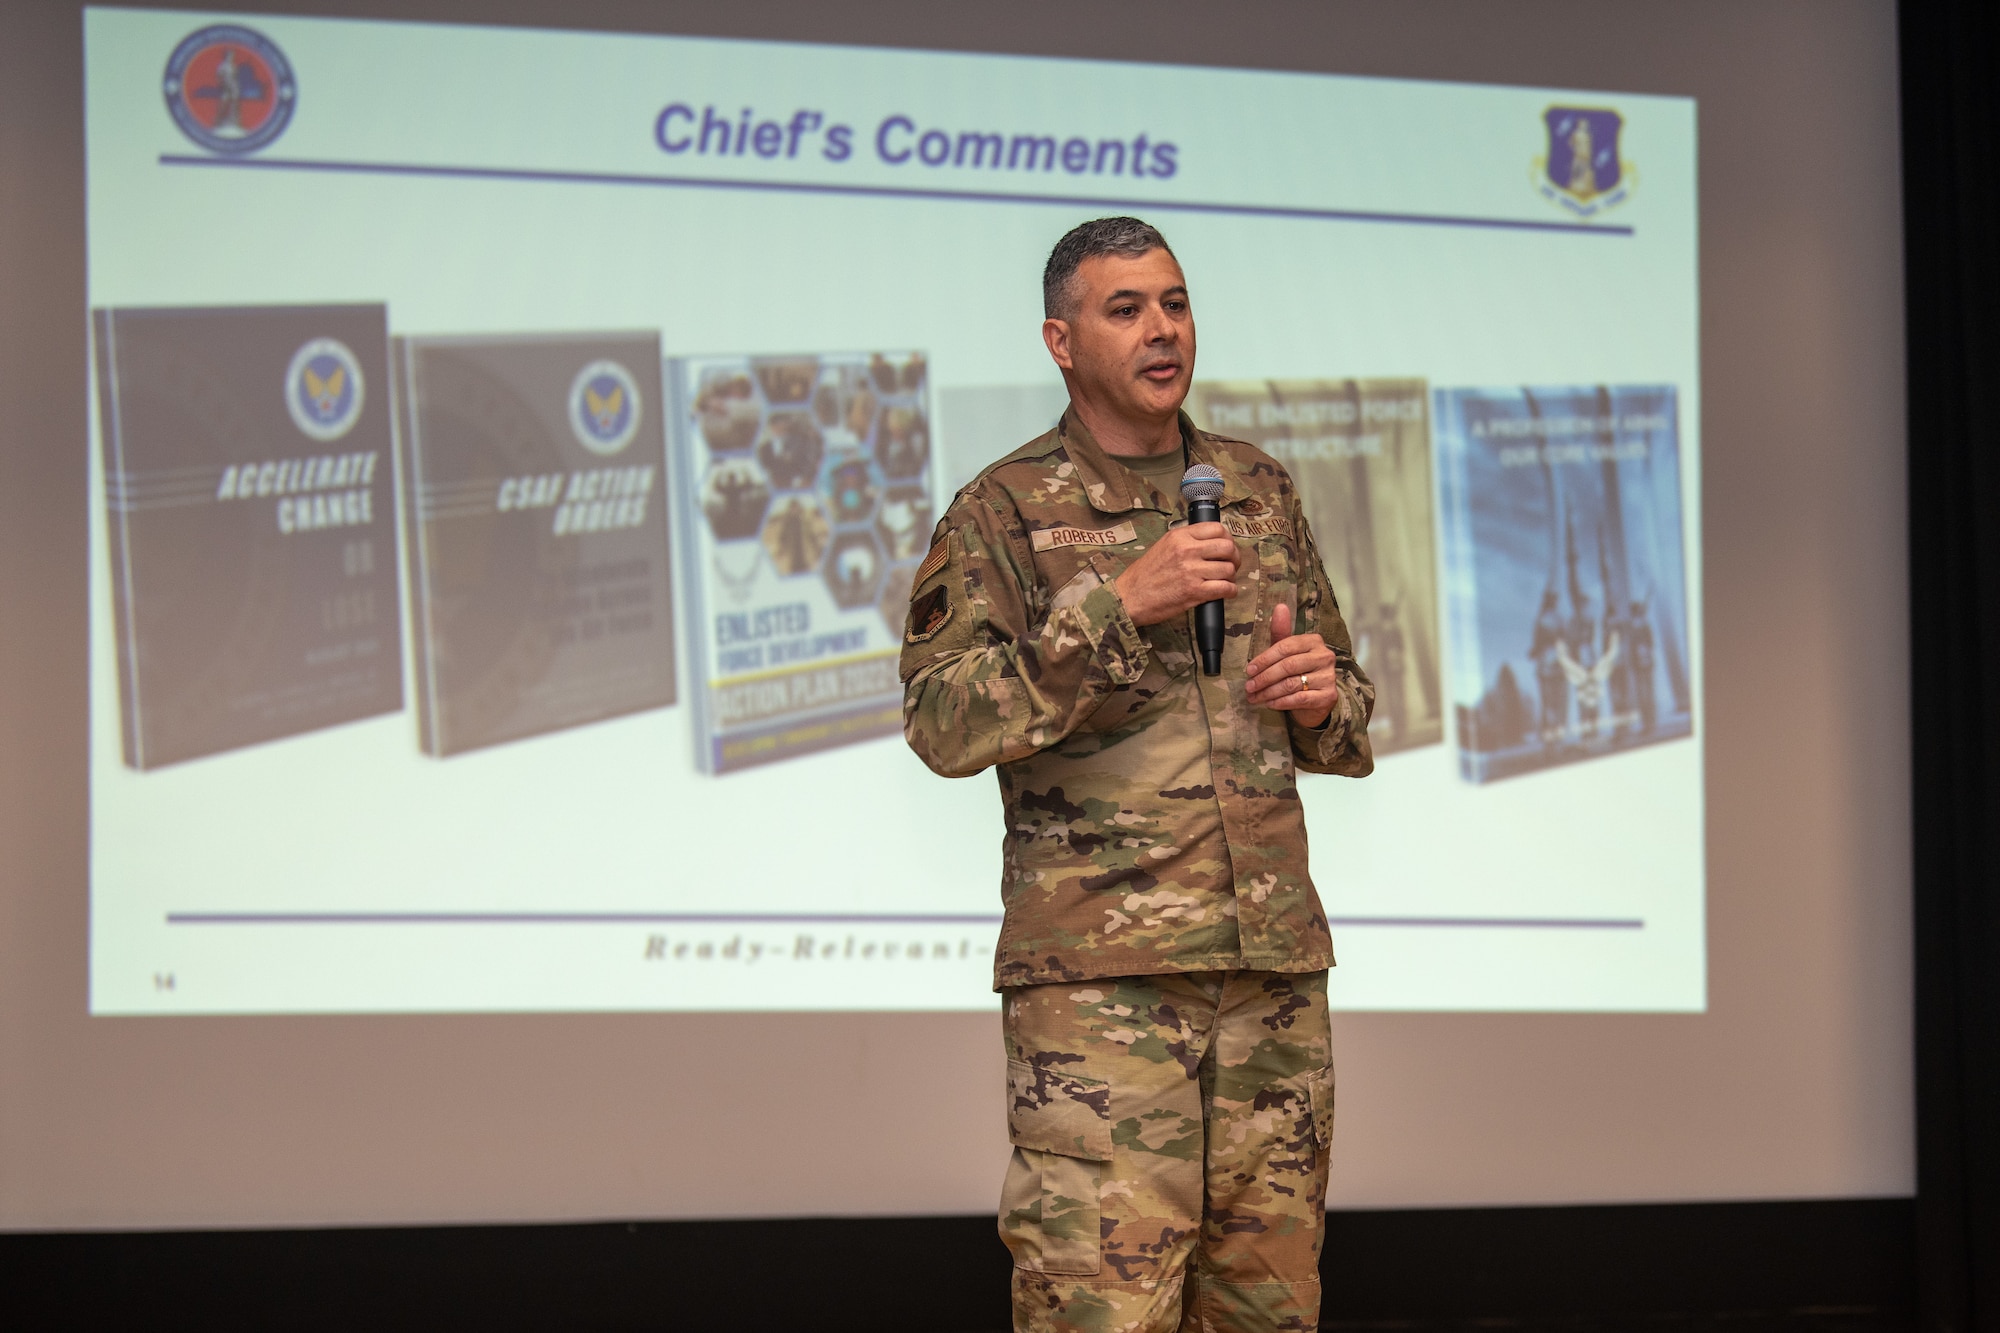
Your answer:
[1086,578,1152,685]
[1291,691,1351,763]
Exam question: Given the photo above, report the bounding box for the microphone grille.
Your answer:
[1180,463,1225,503]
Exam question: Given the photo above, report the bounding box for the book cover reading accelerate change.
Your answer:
[1434,384,1693,784]
[1189,378,1443,756]
[94,303,404,770]
[669,351,934,774]
[396,333,677,757]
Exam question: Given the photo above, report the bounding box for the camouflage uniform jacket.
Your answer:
[899,408,1374,989]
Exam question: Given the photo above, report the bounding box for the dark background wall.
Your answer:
[11,0,1994,1329]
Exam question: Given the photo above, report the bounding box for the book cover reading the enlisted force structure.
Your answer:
[94,303,404,770]
[1189,378,1443,756]
[1433,384,1693,784]
[668,350,934,774]
[395,333,677,757]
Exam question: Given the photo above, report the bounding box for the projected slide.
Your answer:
[84,8,1703,1014]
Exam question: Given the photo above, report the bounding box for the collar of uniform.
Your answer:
[1180,413,1258,510]
[1057,408,1255,516]
[1055,408,1156,515]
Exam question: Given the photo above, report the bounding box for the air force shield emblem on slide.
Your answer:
[569,360,643,455]
[1534,106,1631,217]
[162,25,297,155]
[285,338,364,442]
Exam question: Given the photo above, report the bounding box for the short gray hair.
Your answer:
[1042,216,1174,320]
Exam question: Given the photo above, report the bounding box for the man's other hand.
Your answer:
[1114,521,1242,627]
[1246,603,1337,728]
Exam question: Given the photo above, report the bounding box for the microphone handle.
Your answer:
[1189,497,1225,675]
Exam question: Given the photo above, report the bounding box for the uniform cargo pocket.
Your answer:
[1307,1062,1336,1153]
[1000,1057,1113,1275]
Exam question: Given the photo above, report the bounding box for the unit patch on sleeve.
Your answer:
[905,583,955,644]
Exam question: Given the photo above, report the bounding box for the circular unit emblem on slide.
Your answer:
[285,338,365,442]
[162,25,297,155]
[569,360,642,456]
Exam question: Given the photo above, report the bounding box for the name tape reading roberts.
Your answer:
[1030,521,1137,552]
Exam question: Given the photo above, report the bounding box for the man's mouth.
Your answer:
[1139,358,1182,383]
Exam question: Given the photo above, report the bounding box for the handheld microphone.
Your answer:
[1180,463,1226,676]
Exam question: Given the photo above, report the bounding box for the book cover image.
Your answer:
[1190,379,1443,755]
[669,351,933,774]
[396,333,677,757]
[1434,384,1693,784]
[94,303,404,770]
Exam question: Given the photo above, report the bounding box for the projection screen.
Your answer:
[86,8,1702,1016]
[0,0,1908,1228]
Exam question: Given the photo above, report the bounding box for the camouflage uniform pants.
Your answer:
[1000,970,1334,1333]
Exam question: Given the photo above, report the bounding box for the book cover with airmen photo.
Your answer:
[1433,384,1693,784]
[395,333,677,757]
[668,350,934,774]
[1189,378,1443,756]
[94,303,404,770]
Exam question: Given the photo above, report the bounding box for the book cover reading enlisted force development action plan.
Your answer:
[1434,383,1693,784]
[668,350,935,774]
[396,333,678,757]
[94,303,404,770]
[1189,377,1444,756]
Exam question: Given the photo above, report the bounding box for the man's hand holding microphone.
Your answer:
[1110,465,1339,728]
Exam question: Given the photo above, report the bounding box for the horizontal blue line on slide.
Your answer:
[1330,915,1643,929]
[164,911,1642,929]
[157,154,1635,238]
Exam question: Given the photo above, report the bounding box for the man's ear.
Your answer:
[1041,317,1074,371]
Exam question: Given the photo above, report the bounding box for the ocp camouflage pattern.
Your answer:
[899,410,1374,989]
[1001,969,1335,1332]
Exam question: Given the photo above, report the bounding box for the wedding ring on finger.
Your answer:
[1299,674,1310,694]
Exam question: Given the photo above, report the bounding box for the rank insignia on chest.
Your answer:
[905,583,954,643]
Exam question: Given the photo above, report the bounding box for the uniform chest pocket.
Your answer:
[1070,551,1191,734]
[1246,531,1304,654]
[1041,554,1105,617]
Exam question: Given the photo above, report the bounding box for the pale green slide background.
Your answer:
[84,8,1702,1015]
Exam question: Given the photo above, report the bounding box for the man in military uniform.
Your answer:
[900,218,1375,1333]
[1565,592,1602,740]
[1626,597,1658,734]
[1530,587,1568,748]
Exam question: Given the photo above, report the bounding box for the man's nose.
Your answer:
[1141,305,1178,342]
